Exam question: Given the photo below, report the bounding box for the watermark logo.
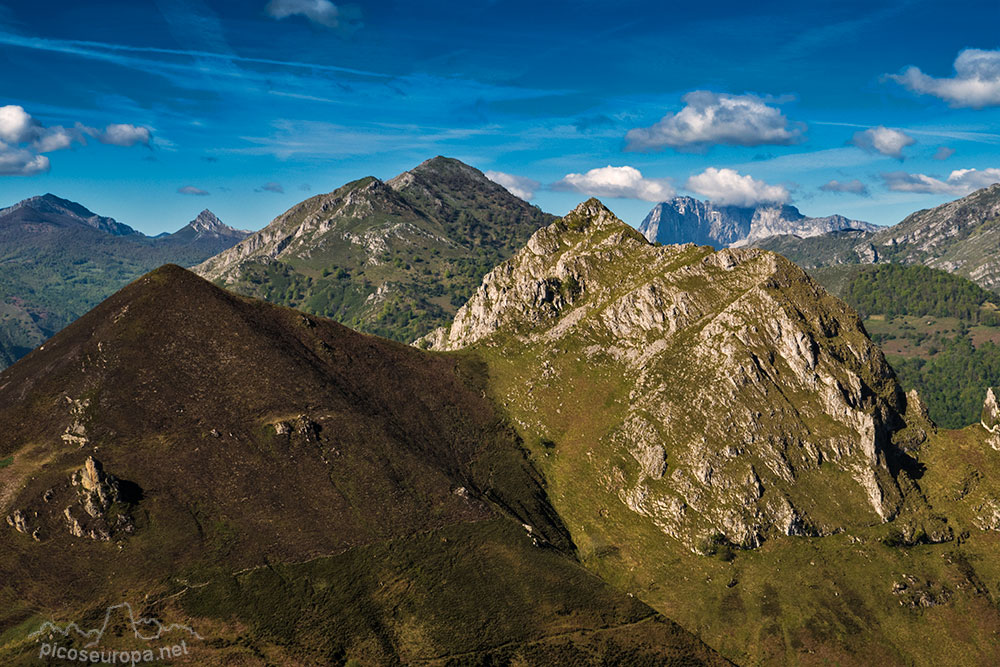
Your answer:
[29,602,203,665]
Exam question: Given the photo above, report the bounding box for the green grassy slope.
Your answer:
[195,157,555,343]
[423,201,1000,665]
[0,265,725,666]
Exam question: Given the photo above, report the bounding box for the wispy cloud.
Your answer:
[266,0,361,32]
[178,185,210,196]
[881,168,1000,195]
[485,170,539,200]
[0,31,389,79]
[933,146,955,161]
[230,119,499,159]
[255,181,285,193]
[820,179,869,196]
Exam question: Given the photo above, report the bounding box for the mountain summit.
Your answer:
[639,196,876,249]
[177,209,248,239]
[194,156,555,342]
[0,193,141,236]
[161,209,250,252]
[422,198,931,548]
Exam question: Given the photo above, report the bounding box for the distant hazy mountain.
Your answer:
[0,196,248,368]
[158,209,250,253]
[0,193,142,237]
[638,196,877,249]
[195,156,555,342]
[872,183,1000,290]
[755,183,1000,293]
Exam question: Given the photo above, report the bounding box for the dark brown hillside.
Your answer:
[0,264,728,665]
[0,264,569,565]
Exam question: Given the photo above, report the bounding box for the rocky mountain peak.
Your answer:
[419,198,928,551]
[176,209,247,239]
[191,209,222,230]
[0,193,141,236]
[640,196,876,249]
[563,198,622,230]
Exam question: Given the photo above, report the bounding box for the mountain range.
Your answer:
[5,198,1000,664]
[0,195,248,368]
[638,196,877,249]
[754,183,1000,293]
[194,156,555,343]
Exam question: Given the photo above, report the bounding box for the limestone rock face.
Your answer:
[638,196,876,249]
[421,199,925,550]
[983,388,1000,450]
[65,457,134,541]
[61,396,90,447]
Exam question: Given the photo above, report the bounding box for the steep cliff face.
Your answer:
[638,196,876,249]
[423,199,927,550]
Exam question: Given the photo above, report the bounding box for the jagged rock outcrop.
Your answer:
[421,199,926,550]
[983,387,1000,450]
[63,457,134,541]
[60,396,90,447]
[5,509,40,540]
[638,196,876,249]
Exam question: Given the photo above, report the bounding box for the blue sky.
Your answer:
[1,0,1000,234]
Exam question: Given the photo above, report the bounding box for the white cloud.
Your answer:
[625,91,804,152]
[0,105,38,143]
[850,126,915,159]
[881,168,1000,195]
[0,105,151,176]
[256,182,285,193]
[178,185,210,196]
[266,0,341,27]
[889,49,1000,108]
[685,167,789,206]
[0,141,50,176]
[933,146,955,161]
[485,170,539,200]
[32,126,78,152]
[96,123,152,147]
[820,179,869,196]
[552,165,674,202]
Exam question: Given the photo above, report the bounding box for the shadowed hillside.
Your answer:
[0,264,727,666]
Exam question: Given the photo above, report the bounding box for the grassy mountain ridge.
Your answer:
[422,199,1000,665]
[0,264,726,665]
[194,156,556,342]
